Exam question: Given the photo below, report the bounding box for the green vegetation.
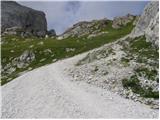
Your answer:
[122,75,140,89]
[121,57,130,67]
[121,36,159,64]
[121,36,159,99]
[1,20,135,85]
[135,67,158,81]
[129,36,159,63]
[120,36,158,72]
[122,75,159,99]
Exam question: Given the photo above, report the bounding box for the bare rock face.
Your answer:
[60,18,109,38]
[112,14,135,29]
[1,1,47,37]
[145,10,159,47]
[131,1,159,47]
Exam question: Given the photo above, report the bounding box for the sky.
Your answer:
[18,1,149,35]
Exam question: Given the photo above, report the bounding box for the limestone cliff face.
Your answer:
[145,10,159,47]
[1,1,47,37]
[131,1,159,47]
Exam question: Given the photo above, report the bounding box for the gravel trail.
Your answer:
[1,52,159,118]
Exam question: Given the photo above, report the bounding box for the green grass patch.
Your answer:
[122,75,159,99]
[129,36,159,62]
[135,67,158,81]
[121,57,130,67]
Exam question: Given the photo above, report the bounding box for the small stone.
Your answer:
[40,58,46,62]
[52,59,57,62]
[10,50,14,53]
[38,41,44,45]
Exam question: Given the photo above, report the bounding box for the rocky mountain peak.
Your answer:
[1,1,47,37]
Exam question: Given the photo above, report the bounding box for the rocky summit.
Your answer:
[1,1,47,37]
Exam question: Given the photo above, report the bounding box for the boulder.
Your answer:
[47,29,56,37]
[12,50,35,68]
[1,1,47,37]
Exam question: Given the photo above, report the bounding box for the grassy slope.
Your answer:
[121,36,159,99]
[1,20,135,85]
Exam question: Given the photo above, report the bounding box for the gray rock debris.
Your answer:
[70,35,159,108]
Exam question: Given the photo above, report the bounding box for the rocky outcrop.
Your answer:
[60,18,109,38]
[145,10,159,47]
[1,1,47,37]
[112,14,135,29]
[47,29,56,37]
[1,50,35,83]
[131,1,159,47]
[14,50,35,68]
